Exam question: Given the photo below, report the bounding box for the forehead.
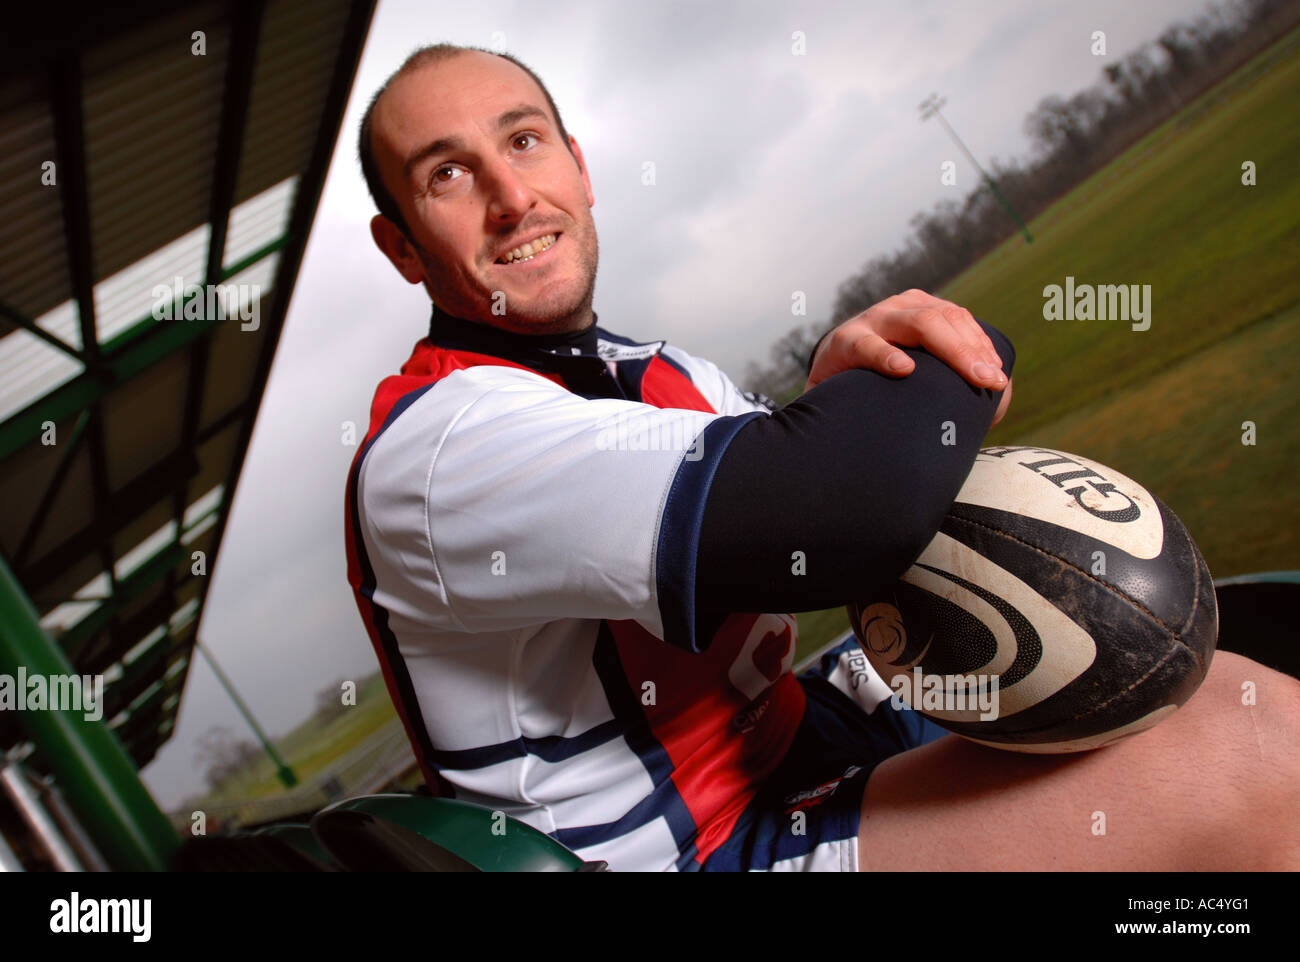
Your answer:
[373,51,552,157]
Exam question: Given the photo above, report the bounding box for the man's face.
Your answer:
[370,52,599,333]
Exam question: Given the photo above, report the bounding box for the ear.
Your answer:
[567,135,595,209]
[370,214,427,285]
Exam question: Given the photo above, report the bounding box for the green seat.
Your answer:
[1214,572,1300,679]
[310,794,607,872]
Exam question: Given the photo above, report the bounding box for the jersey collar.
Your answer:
[426,305,665,367]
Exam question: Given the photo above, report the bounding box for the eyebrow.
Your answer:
[402,104,552,179]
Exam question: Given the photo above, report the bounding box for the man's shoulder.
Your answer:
[646,341,777,415]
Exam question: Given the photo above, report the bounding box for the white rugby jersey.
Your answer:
[344,311,807,871]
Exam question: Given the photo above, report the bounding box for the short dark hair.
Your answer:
[358,43,575,238]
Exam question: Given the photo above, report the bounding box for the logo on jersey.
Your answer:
[595,339,666,361]
[784,765,863,812]
[729,615,796,732]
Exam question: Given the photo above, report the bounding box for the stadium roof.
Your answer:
[0,0,375,770]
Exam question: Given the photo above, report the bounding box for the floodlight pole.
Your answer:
[195,640,298,789]
[920,93,1034,244]
[0,554,179,870]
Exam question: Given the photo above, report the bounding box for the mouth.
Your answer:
[494,232,560,266]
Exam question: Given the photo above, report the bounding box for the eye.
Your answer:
[430,164,463,185]
[511,132,539,151]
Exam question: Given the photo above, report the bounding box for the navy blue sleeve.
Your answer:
[693,319,1015,616]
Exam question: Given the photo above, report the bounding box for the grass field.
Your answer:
[793,28,1300,664]
[194,672,398,807]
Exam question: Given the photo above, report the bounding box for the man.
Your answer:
[346,44,1299,871]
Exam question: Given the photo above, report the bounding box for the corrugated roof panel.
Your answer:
[232,0,350,205]
[0,410,80,556]
[80,631,128,676]
[82,5,229,284]
[172,564,204,609]
[222,176,295,269]
[122,626,169,668]
[182,484,223,528]
[197,290,271,432]
[38,570,110,634]
[113,582,173,636]
[23,443,96,570]
[0,72,72,322]
[100,353,187,494]
[181,509,219,548]
[35,553,103,619]
[0,300,85,422]
[179,494,220,591]
[188,422,242,523]
[92,223,209,345]
[201,254,278,379]
[114,519,177,582]
[108,500,175,577]
[170,597,199,635]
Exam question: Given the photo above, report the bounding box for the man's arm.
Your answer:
[689,315,1014,618]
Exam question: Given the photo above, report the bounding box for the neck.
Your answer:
[429,303,599,350]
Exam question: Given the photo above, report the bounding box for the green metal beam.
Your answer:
[0,297,85,361]
[105,646,187,721]
[195,640,297,789]
[56,540,188,662]
[0,553,179,871]
[0,236,286,462]
[14,409,90,569]
[20,450,198,595]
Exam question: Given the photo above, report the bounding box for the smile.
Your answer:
[496,232,558,265]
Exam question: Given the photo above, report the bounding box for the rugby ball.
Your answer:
[849,445,1218,753]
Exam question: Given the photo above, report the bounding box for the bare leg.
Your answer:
[857,651,1300,870]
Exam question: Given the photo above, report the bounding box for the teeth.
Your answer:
[501,233,556,263]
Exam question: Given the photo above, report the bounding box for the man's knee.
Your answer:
[859,650,1299,870]
[1170,651,1300,868]
[1193,651,1300,758]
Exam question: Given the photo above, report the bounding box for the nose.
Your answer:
[481,154,537,225]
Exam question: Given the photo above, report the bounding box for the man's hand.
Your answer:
[804,289,1010,394]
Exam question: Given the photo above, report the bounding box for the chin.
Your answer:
[498,284,595,331]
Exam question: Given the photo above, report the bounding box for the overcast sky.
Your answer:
[141,0,1215,808]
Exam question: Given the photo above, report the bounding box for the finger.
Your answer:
[934,302,1005,374]
[846,331,916,378]
[992,377,1013,426]
[942,309,1007,386]
[941,304,998,371]
[877,307,1005,388]
[889,292,1004,374]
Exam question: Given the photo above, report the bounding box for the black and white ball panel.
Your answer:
[851,446,1218,753]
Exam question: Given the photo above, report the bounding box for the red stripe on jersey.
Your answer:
[608,615,806,865]
[638,355,716,412]
[361,342,567,450]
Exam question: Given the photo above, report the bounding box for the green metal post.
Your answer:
[921,96,1034,244]
[0,554,179,870]
[932,109,1034,244]
[195,640,297,788]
